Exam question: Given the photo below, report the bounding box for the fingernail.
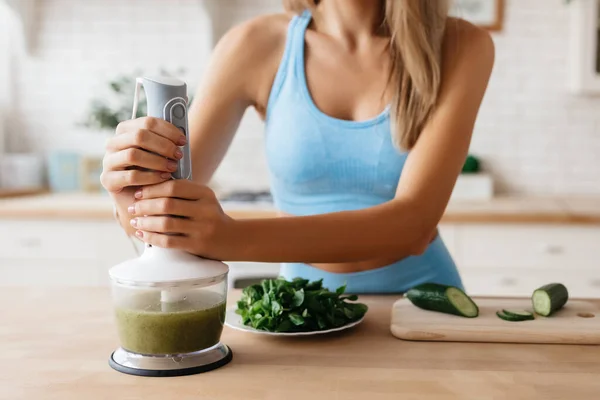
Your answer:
[167,160,178,171]
[134,189,143,199]
[174,149,183,159]
[135,230,143,238]
[128,204,136,214]
[160,172,172,179]
[130,218,137,227]
[178,136,188,146]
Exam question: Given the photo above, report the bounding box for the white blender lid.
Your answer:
[109,246,229,287]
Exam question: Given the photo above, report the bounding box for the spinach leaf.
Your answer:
[289,313,305,326]
[292,289,305,307]
[236,277,368,333]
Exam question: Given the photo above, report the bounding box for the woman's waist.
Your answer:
[295,230,441,273]
[271,191,393,216]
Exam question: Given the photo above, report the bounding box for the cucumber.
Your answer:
[406,283,479,318]
[532,283,569,317]
[497,309,535,322]
[502,309,535,319]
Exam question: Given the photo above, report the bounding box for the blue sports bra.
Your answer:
[263,11,464,294]
[265,11,405,216]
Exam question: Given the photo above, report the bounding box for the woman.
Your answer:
[101,0,494,293]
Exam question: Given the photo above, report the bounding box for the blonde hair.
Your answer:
[284,0,449,150]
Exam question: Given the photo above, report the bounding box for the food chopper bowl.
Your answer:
[111,275,228,356]
[108,246,232,376]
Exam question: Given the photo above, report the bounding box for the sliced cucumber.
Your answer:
[502,309,535,319]
[497,309,535,321]
[532,283,568,317]
[406,283,479,318]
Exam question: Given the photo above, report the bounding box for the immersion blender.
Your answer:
[132,76,193,306]
[107,77,232,377]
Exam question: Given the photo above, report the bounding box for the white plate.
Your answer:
[224,307,365,336]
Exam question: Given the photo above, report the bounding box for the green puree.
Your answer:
[115,291,226,355]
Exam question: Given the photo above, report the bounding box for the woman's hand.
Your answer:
[128,180,238,259]
[100,117,188,234]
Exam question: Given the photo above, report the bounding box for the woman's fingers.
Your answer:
[116,117,187,146]
[101,117,188,194]
[103,148,179,173]
[100,170,171,192]
[135,179,214,201]
[107,129,183,160]
[130,197,193,218]
[131,216,192,235]
[135,230,188,250]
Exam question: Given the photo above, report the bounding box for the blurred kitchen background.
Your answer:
[0,0,599,296]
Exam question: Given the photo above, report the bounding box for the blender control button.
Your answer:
[172,104,185,119]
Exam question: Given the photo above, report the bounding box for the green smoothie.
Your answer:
[115,291,226,355]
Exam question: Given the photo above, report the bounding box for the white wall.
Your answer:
[6,0,600,195]
[472,0,600,195]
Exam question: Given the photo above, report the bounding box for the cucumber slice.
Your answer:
[502,309,535,319]
[532,283,568,317]
[406,283,479,318]
[497,309,535,321]
[496,310,532,322]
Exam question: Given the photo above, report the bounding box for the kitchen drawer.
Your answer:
[438,224,459,260]
[460,267,600,298]
[0,221,100,260]
[227,262,280,289]
[0,258,101,286]
[0,220,137,263]
[455,224,600,270]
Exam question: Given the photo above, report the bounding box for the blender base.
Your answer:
[109,342,233,377]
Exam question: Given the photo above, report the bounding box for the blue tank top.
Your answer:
[263,11,464,294]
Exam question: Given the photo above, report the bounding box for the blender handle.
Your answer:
[132,76,193,252]
[132,76,192,181]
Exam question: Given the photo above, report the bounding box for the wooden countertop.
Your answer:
[3,287,600,400]
[0,192,599,224]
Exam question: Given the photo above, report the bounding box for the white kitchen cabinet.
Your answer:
[450,224,600,298]
[437,225,459,259]
[0,220,138,286]
[455,224,600,270]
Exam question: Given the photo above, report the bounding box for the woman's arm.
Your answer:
[130,20,494,267]
[188,15,289,185]
[230,20,495,264]
[101,15,287,237]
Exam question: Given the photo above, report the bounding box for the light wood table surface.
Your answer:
[2,287,600,400]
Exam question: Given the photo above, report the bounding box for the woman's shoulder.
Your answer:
[207,13,296,106]
[444,17,495,57]
[216,13,294,63]
[440,17,495,80]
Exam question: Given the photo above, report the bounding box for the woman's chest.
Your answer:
[265,105,407,196]
[303,33,392,123]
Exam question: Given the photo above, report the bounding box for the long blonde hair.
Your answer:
[284,0,449,150]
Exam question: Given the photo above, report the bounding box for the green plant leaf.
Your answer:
[292,289,305,307]
[275,319,293,332]
[271,300,283,316]
[289,313,304,326]
[305,279,323,291]
[262,292,271,309]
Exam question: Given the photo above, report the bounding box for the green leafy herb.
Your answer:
[235,278,368,333]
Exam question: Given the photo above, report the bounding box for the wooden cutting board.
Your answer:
[391,297,600,344]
